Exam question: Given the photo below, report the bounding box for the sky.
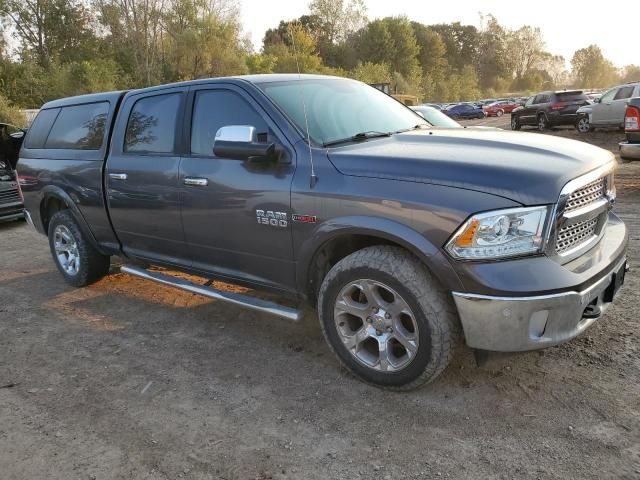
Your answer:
[240,0,639,68]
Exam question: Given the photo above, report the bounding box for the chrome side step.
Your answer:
[120,265,301,322]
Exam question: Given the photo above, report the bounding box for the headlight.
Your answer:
[446,206,549,260]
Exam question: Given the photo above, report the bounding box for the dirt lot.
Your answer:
[1,121,639,479]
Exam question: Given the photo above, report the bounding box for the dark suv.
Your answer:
[511,90,589,131]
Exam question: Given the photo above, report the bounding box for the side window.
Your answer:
[191,90,268,156]
[24,108,60,149]
[600,88,617,103]
[125,93,181,153]
[532,95,542,104]
[614,86,634,101]
[45,102,109,150]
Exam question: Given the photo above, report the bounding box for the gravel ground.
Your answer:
[1,121,639,479]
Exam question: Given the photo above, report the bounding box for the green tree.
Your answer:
[349,61,391,84]
[506,26,545,81]
[571,45,619,88]
[621,65,640,84]
[0,0,99,66]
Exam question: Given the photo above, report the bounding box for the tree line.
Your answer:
[0,0,638,125]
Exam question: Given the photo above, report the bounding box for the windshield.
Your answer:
[411,107,460,128]
[258,78,427,146]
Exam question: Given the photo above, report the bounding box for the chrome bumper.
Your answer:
[452,256,627,352]
[24,209,35,228]
[619,142,640,160]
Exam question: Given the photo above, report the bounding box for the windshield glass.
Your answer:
[258,78,427,146]
[411,107,460,128]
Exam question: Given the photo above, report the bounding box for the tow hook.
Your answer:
[582,304,602,319]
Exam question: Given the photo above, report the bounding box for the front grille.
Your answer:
[555,217,598,254]
[0,186,20,205]
[564,177,605,213]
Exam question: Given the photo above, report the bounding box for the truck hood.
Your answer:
[326,128,615,205]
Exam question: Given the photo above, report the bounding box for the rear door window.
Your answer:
[24,108,60,149]
[614,86,634,101]
[45,102,109,150]
[125,93,181,153]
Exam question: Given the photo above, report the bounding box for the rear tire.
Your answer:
[48,210,110,287]
[537,114,548,131]
[317,246,461,390]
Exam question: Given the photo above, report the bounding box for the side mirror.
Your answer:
[594,97,601,103]
[213,125,278,162]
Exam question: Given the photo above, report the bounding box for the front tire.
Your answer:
[48,210,110,287]
[496,109,504,117]
[576,116,592,134]
[317,246,460,390]
[511,116,521,131]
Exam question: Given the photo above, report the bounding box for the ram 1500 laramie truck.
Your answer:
[18,74,628,390]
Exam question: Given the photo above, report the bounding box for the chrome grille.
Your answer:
[564,177,605,213]
[0,186,20,205]
[555,217,598,254]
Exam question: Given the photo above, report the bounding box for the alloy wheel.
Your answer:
[333,279,419,373]
[577,117,590,133]
[53,225,80,276]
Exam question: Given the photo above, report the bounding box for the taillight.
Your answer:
[625,105,640,132]
[550,102,566,110]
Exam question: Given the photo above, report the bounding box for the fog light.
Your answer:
[529,310,549,338]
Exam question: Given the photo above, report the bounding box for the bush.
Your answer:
[0,94,26,127]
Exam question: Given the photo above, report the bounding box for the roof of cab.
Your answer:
[39,74,345,109]
[41,90,127,110]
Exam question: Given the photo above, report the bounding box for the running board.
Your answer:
[120,265,302,322]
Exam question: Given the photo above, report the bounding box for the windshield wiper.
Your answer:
[322,131,392,148]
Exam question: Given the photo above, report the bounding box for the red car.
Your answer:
[483,101,519,117]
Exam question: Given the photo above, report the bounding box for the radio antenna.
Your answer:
[288,23,318,188]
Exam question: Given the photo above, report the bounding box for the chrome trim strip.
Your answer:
[559,162,615,197]
[121,265,301,322]
[24,209,34,228]
[562,197,609,220]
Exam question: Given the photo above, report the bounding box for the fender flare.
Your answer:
[295,215,463,298]
[39,186,107,255]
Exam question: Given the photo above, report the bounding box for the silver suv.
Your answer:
[576,82,640,132]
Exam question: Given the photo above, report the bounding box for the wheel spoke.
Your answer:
[378,339,390,371]
[343,327,369,350]
[335,298,369,319]
[393,328,418,356]
[358,280,387,309]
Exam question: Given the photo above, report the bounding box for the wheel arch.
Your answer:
[296,216,462,304]
[39,186,106,255]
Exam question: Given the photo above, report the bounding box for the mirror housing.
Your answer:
[213,125,278,162]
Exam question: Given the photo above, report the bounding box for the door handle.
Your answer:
[184,177,208,186]
[109,173,128,180]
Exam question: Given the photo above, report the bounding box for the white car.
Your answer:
[576,82,640,133]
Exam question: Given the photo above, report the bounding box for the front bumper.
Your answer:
[453,256,627,351]
[450,211,628,352]
[619,142,640,160]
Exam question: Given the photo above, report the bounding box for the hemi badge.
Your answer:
[292,214,317,224]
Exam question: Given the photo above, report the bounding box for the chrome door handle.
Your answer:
[109,173,128,180]
[184,177,208,186]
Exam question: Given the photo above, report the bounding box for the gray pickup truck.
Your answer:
[18,74,628,389]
